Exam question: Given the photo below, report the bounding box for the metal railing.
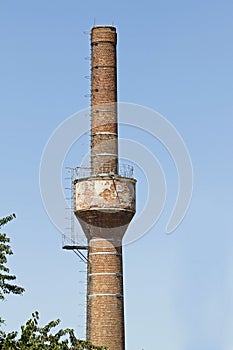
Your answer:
[73,164,134,180]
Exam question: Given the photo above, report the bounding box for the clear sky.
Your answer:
[1,1,233,349]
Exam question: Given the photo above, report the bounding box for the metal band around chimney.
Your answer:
[88,293,123,298]
[88,273,123,277]
[89,251,122,256]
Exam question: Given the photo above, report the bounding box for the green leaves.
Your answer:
[0,215,24,301]
[0,214,16,229]
[1,312,107,349]
[0,215,107,349]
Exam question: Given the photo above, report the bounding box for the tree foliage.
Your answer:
[0,213,24,334]
[0,215,107,349]
[0,214,24,301]
[2,311,106,350]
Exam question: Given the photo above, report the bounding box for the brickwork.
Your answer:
[86,238,125,350]
[74,176,136,237]
[91,26,118,175]
[74,26,136,350]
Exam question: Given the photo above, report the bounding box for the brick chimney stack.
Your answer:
[73,26,136,350]
[91,26,118,175]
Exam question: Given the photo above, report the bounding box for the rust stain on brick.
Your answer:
[99,188,112,200]
[73,26,136,350]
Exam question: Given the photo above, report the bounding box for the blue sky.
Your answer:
[1,1,233,349]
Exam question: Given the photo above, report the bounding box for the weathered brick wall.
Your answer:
[86,238,125,350]
[91,26,118,175]
[74,26,136,350]
[74,176,136,239]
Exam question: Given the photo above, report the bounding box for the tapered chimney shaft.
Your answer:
[74,26,136,350]
[91,26,118,175]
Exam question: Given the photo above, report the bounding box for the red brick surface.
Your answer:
[74,26,136,350]
[86,238,125,350]
[91,26,118,175]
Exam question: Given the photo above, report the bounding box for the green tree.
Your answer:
[0,214,24,302]
[2,311,106,350]
[0,216,106,349]
[0,214,24,346]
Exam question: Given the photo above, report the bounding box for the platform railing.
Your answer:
[73,164,134,180]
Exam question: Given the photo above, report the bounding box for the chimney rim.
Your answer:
[91,25,116,32]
